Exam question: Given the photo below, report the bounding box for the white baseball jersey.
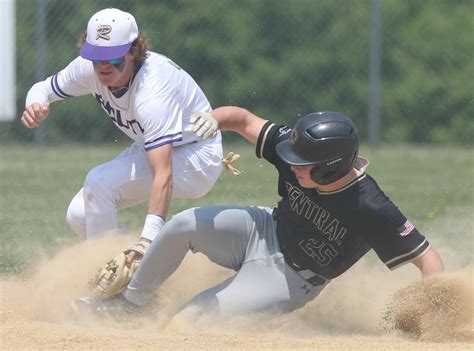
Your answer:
[26,52,211,151]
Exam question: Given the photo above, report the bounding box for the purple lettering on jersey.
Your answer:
[94,93,144,135]
[115,110,127,128]
[128,119,145,134]
[95,93,104,107]
[103,101,114,118]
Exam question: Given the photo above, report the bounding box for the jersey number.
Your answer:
[299,239,338,266]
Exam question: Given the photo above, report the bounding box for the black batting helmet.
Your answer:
[275,111,359,185]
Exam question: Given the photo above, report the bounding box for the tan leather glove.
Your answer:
[89,241,150,298]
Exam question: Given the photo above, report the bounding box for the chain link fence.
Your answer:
[3,0,473,145]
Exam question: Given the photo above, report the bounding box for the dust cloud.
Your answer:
[1,232,472,348]
[382,267,472,342]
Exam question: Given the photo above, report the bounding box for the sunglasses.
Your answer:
[92,57,125,66]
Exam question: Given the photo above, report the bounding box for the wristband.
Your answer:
[140,214,165,242]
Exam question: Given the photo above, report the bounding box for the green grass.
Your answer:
[0,142,472,274]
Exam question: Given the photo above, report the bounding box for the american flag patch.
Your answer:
[398,220,415,237]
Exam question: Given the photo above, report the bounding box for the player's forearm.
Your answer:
[139,172,172,242]
[211,106,267,144]
[147,172,173,218]
[413,247,445,278]
[25,78,60,106]
[211,106,249,132]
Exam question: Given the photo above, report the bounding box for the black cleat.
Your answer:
[70,294,142,321]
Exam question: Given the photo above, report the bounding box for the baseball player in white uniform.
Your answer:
[21,8,223,256]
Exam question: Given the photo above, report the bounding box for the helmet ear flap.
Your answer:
[310,149,359,185]
[309,165,318,183]
[309,164,320,184]
[309,163,337,185]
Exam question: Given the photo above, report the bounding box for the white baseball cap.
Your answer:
[80,8,138,61]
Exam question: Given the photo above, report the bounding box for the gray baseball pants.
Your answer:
[123,205,327,316]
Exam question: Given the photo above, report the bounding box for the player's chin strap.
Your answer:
[222,152,242,176]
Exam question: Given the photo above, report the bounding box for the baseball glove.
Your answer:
[89,241,150,298]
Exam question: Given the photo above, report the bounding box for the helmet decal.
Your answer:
[326,157,342,166]
[278,126,291,137]
[290,129,298,145]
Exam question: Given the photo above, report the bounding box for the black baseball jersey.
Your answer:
[255,122,430,285]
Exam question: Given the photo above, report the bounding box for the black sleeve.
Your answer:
[255,122,292,165]
[364,190,430,270]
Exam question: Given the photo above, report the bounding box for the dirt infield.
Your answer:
[1,236,472,350]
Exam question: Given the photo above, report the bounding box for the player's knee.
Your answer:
[84,167,106,193]
[66,198,86,238]
[163,209,197,236]
[83,166,118,206]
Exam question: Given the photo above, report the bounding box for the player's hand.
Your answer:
[21,103,50,128]
[125,238,151,267]
[190,112,218,139]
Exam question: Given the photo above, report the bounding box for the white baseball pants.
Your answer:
[123,206,328,317]
[66,137,222,239]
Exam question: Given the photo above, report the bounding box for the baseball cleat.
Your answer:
[70,294,142,320]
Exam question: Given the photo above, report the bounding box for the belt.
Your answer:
[294,268,329,287]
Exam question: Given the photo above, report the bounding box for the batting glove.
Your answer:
[190,112,218,139]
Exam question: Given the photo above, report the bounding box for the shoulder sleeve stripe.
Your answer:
[50,74,64,98]
[255,121,274,158]
[144,132,182,146]
[144,137,183,151]
[385,240,431,270]
[51,73,73,98]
